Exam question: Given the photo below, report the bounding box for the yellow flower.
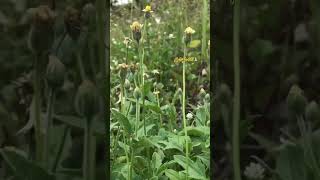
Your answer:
[184,27,195,34]
[142,5,154,13]
[130,21,143,32]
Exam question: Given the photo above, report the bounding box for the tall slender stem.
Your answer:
[52,126,70,173]
[83,119,95,180]
[182,46,189,180]
[232,0,241,180]
[135,98,140,135]
[34,53,44,163]
[45,88,55,170]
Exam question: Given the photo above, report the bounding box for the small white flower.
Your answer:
[168,34,175,39]
[187,113,193,120]
[202,68,207,76]
[244,162,265,180]
[155,17,161,24]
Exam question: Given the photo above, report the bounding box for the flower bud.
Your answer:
[46,55,66,89]
[305,101,320,122]
[199,88,206,99]
[133,87,142,100]
[217,83,232,105]
[124,79,131,90]
[28,5,55,53]
[81,3,95,26]
[177,88,182,95]
[64,7,81,40]
[286,85,307,116]
[75,80,100,120]
[130,21,143,43]
[205,93,210,103]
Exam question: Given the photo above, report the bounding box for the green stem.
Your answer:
[157,93,162,128]
[52,126,70,173]
[83,119,95,180]
[201,0,208,62]
[34,53,44,163]
[232,0,241,180]
[135,98,140,135]
[182,46,189,180]
[120,84,125,113]
[45,88,55,170]
[76,52,86,80]
[140,19,147,136]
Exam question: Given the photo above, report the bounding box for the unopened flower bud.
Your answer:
[133,87,142,100]
[64,6,81,40]
[46,55,66,89]
[124,79,131,89]
[287,85,307,116]
[205,93,210,102]
[28,5,55,53]
[305,101,320,122]
[75,80,100,120]
[217,83,232,105]
[199,88,206,99]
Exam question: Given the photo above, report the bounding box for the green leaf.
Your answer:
[165,169,184,180]
[111,108,133,135]
[276,145,307,180]
[188,40,201,48]
[0,147,54,180]
[54,114,105,136]
[173,155,207,180]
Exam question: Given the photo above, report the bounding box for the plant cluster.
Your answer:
[111,0,210,179]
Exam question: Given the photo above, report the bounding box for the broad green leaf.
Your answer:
[0,147,54,180]
[173,155,207,180]
[165,169,183,180]
[276,145,307,180]
[111,108,133,135]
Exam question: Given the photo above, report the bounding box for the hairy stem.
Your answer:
[182,45,189,180]
[232,0,241,180]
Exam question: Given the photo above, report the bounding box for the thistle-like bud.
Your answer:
[64,6,81,40]
[81,3,95,26]
[177,88,182,95]
[133,87,142,100]
[75,80,100,120]
[286,85,307,116]
[46,55,66,89]
[205,93,210,103]
[199,88,206,99]
[118,63,129,83]
[217,83,232,105]
[124,79,131,90]
[130,21,143,43]
[28,5,55,53]
[305,101,320,122]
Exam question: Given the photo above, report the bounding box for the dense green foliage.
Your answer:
[110,0,210,179]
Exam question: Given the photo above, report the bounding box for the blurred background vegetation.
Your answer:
[213,0,320,180]
[0,0,106,179]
